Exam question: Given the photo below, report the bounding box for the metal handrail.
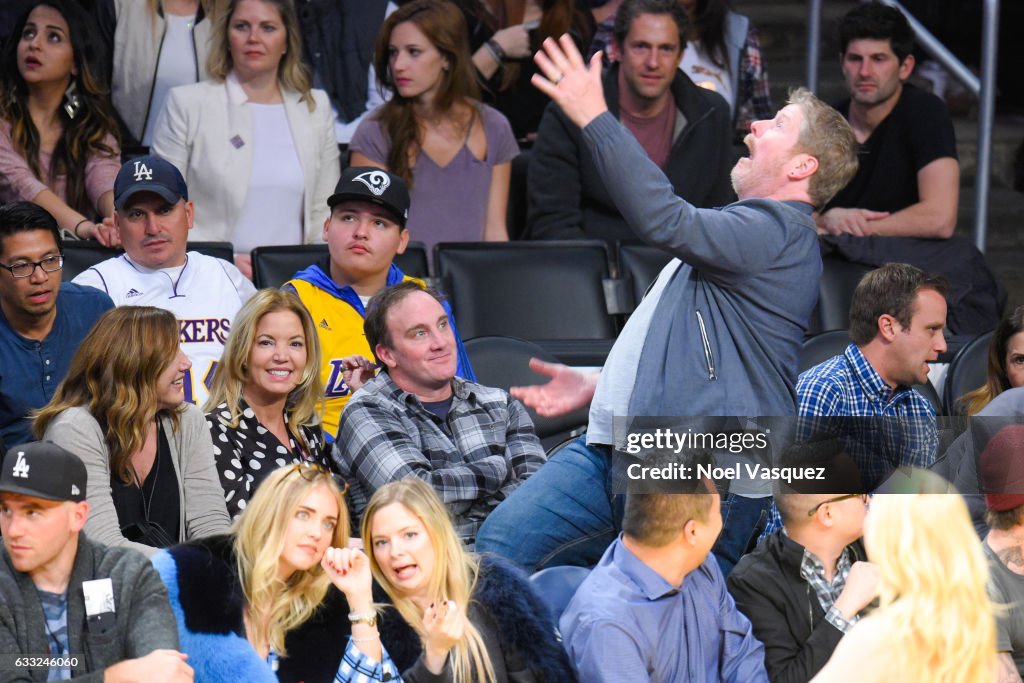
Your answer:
[805,0,1000,252]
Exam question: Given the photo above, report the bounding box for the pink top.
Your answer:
[0,118,120,213]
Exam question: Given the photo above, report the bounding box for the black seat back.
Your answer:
[61,241,121,281]
[464,336,588,448]
[810,255,873,335]
[943,331,995,415]
[434,241,616,341]
[251,245,329,289]
[616,242,674,311]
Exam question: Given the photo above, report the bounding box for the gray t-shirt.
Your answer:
[587,259,680,447]
[986,543,1024,676]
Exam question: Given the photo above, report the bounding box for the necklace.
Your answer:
[133,428,160,523]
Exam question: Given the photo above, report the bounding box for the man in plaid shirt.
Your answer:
[332,281,546,547]
[796,263,945,489]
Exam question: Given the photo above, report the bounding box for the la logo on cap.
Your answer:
[11,451,29,479]
[133,161,153,182]
[71,484,80,496]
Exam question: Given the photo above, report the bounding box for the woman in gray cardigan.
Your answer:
[35,306,230,556]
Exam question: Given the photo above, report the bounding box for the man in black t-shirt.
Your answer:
[813,3,1004,335]
[817,2,959,239]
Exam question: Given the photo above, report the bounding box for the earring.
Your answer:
[62,79,82,120]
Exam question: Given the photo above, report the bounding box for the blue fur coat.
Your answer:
[152,534,354,683]
[153,536,573,682]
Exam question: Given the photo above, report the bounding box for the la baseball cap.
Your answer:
[114,155,189,211]
[0,442,87,503]
[327,167,410,227]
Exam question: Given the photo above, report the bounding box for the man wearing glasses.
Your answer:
[0,202,112,448]
[728,438,877,683]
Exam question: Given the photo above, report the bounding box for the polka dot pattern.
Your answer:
[205,401,332,520]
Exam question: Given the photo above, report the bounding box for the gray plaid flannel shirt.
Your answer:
[333,372,546,546]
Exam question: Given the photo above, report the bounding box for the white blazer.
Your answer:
[151,73,340,244]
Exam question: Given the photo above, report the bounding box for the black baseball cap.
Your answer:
[327,167,410,227]
[114,155,189,211]
[0,442,87,503]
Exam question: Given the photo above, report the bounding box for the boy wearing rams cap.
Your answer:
[285,167,474,439]
[0,442,190,682]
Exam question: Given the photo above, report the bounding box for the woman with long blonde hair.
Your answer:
[349,0,519,255]
[35,306,230,554]
[151,0,339,276]
[361,478,576,681]
[811,492,998,682]
[204,288,335,519]
[0,0,122,244]
[153,463,400,682]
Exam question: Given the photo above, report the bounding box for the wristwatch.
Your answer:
[348,611,378,628]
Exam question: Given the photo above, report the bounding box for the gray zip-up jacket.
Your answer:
[0,534,179,681]
[582,112,821,418]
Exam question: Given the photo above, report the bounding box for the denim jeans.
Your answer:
[477,435,771,575]
[712,493,772,577]
[476,436,619,572]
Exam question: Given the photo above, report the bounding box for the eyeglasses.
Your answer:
[807,493,869,516]
[0,255,63,278]
[287,461,348,494]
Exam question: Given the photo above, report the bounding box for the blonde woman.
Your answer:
[359,478,576,681]
[204,289,334,519]
[152,464,400,682]
[811,492,998,682]
[151,0,339,276]
[34,306,230,555]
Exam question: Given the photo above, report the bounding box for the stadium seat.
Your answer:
[529,565,590,624]
[62,240,234,282]
[809,255,873,335]
[507,150,530,241]
[616,242,674,312]
[251,242,431,289]
[943,331,994,415]
[61,240,120,281]
[464,336,587,450]
[396,242,430,280]
[435,241,617,364]
[188,241,234,263]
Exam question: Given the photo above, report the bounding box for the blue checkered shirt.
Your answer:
[796,343,937,485]
[763,344,938,536]
[335,641,400,682]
